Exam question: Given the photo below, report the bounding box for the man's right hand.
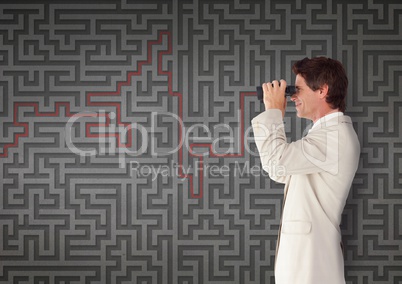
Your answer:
[262,79,287,117]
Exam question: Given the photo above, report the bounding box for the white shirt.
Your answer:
[310,111,344,132]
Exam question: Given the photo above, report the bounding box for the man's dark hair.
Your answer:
[292,57,348,112]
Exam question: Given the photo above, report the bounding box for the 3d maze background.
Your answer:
[0,0,401,283]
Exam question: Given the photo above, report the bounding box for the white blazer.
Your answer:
[252,109,360,284]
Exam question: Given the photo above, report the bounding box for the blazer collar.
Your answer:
[308,113,352,132]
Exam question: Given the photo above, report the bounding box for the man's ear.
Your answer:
[319,84,329,99]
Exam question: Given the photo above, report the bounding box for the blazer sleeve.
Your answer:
[251,109,341,182]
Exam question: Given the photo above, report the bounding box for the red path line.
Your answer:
[1,31,256,199]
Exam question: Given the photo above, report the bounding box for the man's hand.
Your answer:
[262,79,287,117]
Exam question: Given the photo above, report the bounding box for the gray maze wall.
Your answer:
[0,0,401,283]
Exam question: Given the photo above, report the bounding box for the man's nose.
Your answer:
[290,94,297,101]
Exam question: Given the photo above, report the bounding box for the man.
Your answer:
[251,57,360,284]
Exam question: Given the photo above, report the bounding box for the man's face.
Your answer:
[291,74,321,121]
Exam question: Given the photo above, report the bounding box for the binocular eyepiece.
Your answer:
[256,85,296,103]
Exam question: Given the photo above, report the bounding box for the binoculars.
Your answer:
[256,85,297,103]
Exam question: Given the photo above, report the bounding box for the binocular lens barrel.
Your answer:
[256,85,296,102]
